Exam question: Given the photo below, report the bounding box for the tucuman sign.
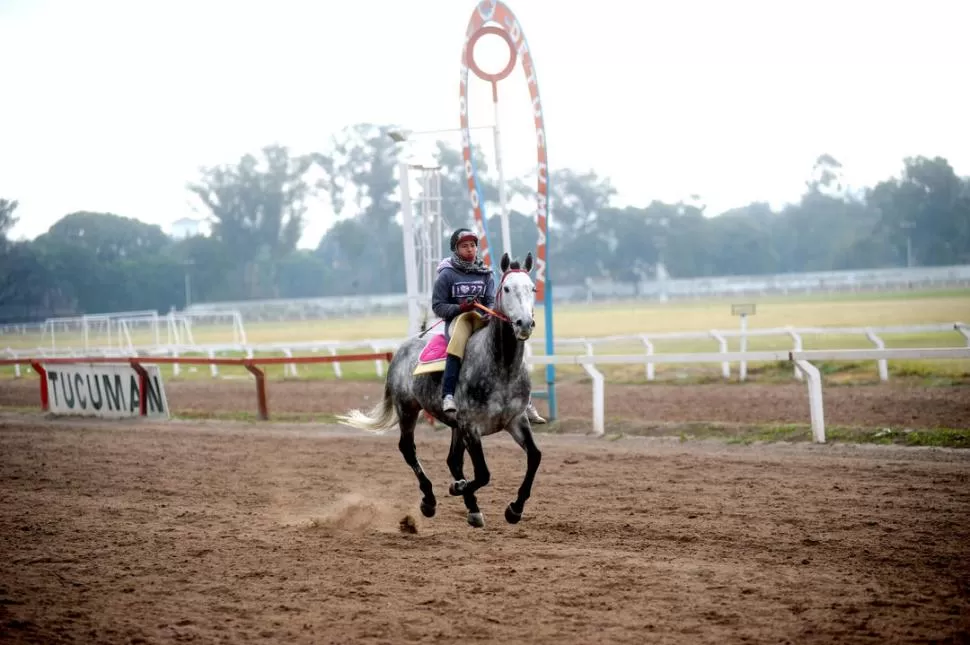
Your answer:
[43,363,170,419]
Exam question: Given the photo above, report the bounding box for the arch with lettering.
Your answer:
[459,0,550,302]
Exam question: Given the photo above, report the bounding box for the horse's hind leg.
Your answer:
[397,404,436,518]
[445,429,466,487]
[448,428,490,528]
[503,416,542,524]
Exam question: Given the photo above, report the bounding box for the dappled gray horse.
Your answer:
[337,252,542,528]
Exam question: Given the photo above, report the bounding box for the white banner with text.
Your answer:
[43,363,170,419]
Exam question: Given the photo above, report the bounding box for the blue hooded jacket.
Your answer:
[431,257,495,325]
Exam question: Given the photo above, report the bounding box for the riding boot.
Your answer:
[526,399,546,424]
[441,354,462,414]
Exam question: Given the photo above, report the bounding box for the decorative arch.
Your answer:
[459,0,550,301]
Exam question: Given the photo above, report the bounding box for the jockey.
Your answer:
[431,227,546,424]
[432,228,495,415]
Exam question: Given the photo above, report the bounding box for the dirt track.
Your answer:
[1,378,969,643]
[1,411,969,644]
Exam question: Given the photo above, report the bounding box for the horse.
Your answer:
[336,252,542,529]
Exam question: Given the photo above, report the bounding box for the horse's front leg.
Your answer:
[448,427,490,528]
[397,405,436,518]
[503,414,542,524]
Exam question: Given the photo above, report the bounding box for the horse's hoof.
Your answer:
[467,512,485,528]
[505,503,522,524]
[420,500,437,518]
[449,480,467,496]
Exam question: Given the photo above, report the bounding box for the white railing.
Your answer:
[526,347,970,441]
[5,322,967,382]
[523,322,970,383]
[5,337,967,443]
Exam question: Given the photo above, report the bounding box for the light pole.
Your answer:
[900,221,916,268]
[388,124,512,261]
[181,259,194,309]
[653,217,670,302]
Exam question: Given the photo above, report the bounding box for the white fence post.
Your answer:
[282,348,297,377]
[956,322,970,347]
[865,329,889,381]
[582,344,605,436]
[5,349,21,377]
[328,347,343,379]
[710,331,730,379]
[640,335,655,381]
[738,313,749,382]
[370,343,384,378]
[209,349,219,377]
[794,359,826,443]
[787,327,803,381]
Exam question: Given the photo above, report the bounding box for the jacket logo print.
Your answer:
[452,282,486,298]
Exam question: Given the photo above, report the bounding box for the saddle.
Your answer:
[412,333,449,375]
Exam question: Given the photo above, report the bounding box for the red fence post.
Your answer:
[243,361,269,420]
[129,360,149,416]
[30,361,49,412]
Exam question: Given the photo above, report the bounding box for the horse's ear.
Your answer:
[500,252,510,273]
[524,252,534,273]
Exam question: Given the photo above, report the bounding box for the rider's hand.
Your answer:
[459,298,477,313]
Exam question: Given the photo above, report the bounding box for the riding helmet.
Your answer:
[450,228,479,253]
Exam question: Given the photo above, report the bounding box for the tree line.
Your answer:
[1,122,969,322]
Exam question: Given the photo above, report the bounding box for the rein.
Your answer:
[473,301,509,322]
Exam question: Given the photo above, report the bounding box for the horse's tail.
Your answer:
[335,383,398,433]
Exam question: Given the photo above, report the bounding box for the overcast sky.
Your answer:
[2,0,967,249]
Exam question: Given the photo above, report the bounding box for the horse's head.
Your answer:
[497,252,537,341]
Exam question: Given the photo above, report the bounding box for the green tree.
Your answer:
[806,153,845,197]
[508,169,617,284]
[168,235,238,305]
[0,242,54,322]
[654,200,714,278]
[868,156,970,266]
[0,199,18,243]
[767,155,880,273]
[27,212,176,314]
[704,204,779,276]
[315,218,373,295]
[46,211,171,262]
[189,144,314,298]
[322,123,401,226]
[311,124,409,294]
[277,250,332,299]
[433,139,499,231]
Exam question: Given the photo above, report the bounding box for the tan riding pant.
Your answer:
[445,312,488,359]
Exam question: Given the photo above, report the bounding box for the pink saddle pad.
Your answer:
[418,334,448,363]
